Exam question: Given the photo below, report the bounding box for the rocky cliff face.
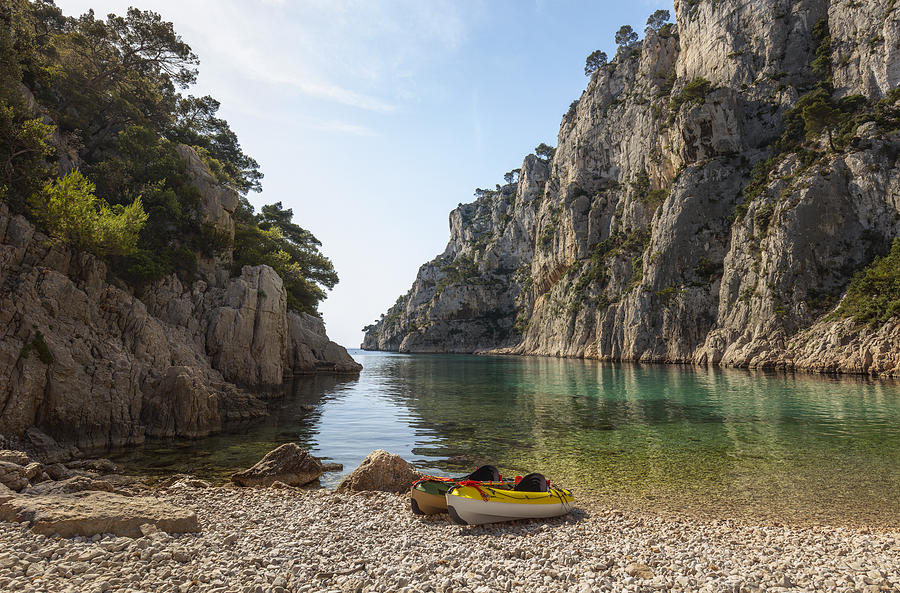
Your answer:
[363,0,900,376]
[0,144,360,452]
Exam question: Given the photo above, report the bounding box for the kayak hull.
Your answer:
[446,486,575,525]
[410,486,449,515]
[411,478,514,515]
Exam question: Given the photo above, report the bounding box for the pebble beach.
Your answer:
[2,484,899,593]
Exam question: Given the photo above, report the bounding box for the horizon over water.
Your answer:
[115,350,900,527]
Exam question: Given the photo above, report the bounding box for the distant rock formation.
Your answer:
[364,0,900,377]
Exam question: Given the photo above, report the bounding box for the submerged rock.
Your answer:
[23,476,120,496]
[65,458,118,474]
[336,450,423,494]
[231,443,323,488]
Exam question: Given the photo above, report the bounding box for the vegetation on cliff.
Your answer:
[364,0,900,375]
[835,238,900,326]
[0,0,336,315]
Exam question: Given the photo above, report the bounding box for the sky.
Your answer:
[57,0,670,348]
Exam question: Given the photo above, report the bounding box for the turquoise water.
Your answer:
[114,350,900,525]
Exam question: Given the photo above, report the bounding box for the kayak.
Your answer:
[410,465,511,515]
[446,474,574,525]
[410,479,455,515]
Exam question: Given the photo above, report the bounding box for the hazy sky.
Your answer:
[57,0,669,348]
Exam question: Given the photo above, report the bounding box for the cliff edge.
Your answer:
[363,0,900,376]
[0,144,360,452]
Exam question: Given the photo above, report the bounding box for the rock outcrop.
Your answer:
[0,141,360,452]
[230,443,323,488]
[0,491,200,537]
[0,462,29,492]
[363,0,900,377]
[24,476,119,496]
[336,450,423,493]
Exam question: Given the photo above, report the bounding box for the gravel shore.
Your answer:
[1,485,898,593]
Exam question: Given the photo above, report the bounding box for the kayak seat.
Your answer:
[513,472,548,492]
[465,465,500,482]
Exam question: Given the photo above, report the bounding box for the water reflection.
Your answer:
[115,351,900,524]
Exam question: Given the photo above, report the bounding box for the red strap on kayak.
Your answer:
[458,480,491,501]
[410,475,456,488]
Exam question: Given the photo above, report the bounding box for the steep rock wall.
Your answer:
[363,0,900,376]
[0,148,360,451]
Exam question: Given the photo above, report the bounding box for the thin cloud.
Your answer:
[308,119,376,136]
[56,0,473,112]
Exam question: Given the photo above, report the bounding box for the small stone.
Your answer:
[624,563,654,580]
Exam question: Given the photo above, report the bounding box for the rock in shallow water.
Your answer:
[0,491,199,537]
[23,475,121,496]
[231,443,322,488]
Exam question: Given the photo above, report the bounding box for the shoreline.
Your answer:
[356,348,900,381]
[2,484,898,593]
[65,462,900,533]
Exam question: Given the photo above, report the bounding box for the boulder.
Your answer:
[0,482,14,503]
[336,450,423,494]
[167,477,211,490]
[0,450,31,466]
[231,443,322,488]
[0,461,28,491]
[44,463,71,480]
[25,429,80,464]
[0,491,200,537]
[23,462,43,481]
[23,476,119,496]
[66,458,118,474]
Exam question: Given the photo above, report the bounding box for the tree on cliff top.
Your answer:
[615,25,639,50]
[645,10,671,33]
[233,200,338,315]
[535,143,556,162]
[2,2,336,314]
[584,50,608,76]
[169,95,263,195]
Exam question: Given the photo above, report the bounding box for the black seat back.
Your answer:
[464,464,500,482]
[513,472,548,492]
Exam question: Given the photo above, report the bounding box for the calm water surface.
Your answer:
[115,350,900,525]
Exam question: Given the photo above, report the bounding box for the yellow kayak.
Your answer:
[446,473,574,525]
[409,465,512,516]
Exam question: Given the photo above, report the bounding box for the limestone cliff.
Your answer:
[0,143,360,452]
[363,0,900,376]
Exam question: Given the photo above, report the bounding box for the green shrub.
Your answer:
[631,168,650,196]
[671,77,712,112]
[694,256,723,282]
[20,330,53,364]
[754,203,775,232]
[644,188,669,210]
[834,238,900,325]
[33,170,147,256]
